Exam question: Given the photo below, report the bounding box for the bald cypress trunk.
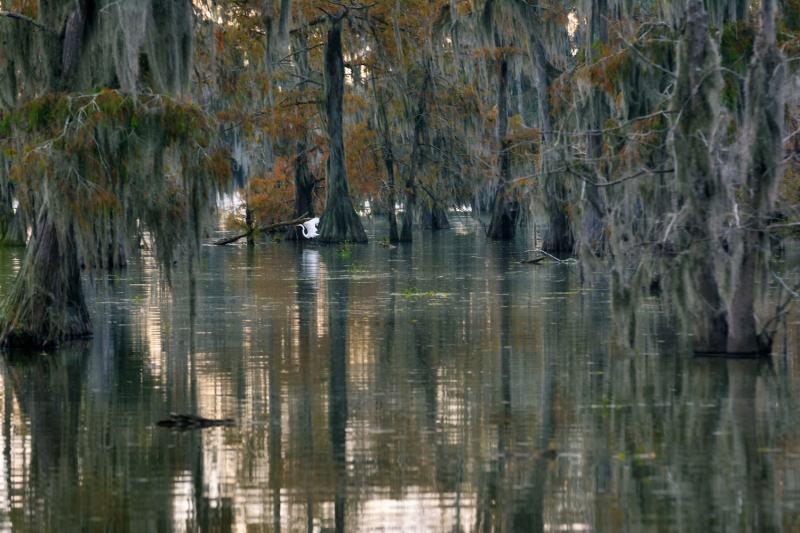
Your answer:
[0,0,198,348]
[0,205,26,246]
[541,203,573,251]
[0,2,92,347]
[245,190,256,246]
[385,148,400,241]
[727,0,784,355]
[286,137,316,241]
[317,18,367,243]
[286,34,316,242]
[673,0,727,353]
[576,0,608,256]
[419,204,451,229]
[532,37,551,146]
[373,77,400,242]
[400,68,430,243]
[487,58,519,240]
[0,212,91,347]
[535,34,573,251]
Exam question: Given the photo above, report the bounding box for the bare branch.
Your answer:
[603,16,676,79]
[0,11,49,30]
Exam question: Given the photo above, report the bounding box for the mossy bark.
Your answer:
[576,0,608,255]
[385,153,400,242]
[532,37,552,145]
[419,204,451,229]
[0,207,26,246]
[317,18,367,244]
[534,35,572,251]
[0,211,91,348]
[286,39,316,242]
[245,194,256,246]
[487,59,519,240]
[672,0,728,354]
[727,0,783,355]
[373,77,399,242]
[0,0,204,348]
[399,68,431,243]
[285,138,316,241]
[542,198,574,251]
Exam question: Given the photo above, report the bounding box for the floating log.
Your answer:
[520,256,546,264]
[213,217,313,245]
[379,242,397,249]
[155,413,235,429]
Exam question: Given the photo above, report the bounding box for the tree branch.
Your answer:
[0,11,49,30]
[603,16,676,79]
[213,217,313,245]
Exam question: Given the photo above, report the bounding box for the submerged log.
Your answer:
[520,256,546,264]
[213,217,312,245]
[155,413,236,429]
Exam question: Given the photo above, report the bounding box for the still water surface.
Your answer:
[0,217,798,532]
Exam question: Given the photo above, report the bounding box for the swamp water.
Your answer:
[0,217,798,531]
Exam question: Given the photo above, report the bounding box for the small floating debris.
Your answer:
[155,413,235,430]
[524,249,579,264]
[520,256,546,264]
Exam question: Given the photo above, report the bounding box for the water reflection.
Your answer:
[0,223,796,531]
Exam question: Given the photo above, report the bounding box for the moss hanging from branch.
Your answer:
[0,90,229,347]
[670,0,728,354]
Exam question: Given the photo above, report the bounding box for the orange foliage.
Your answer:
[248,159,296,226]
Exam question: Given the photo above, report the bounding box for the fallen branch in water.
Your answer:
[213,217,313,245]
[523,249,579,264]
[520,256,545,264]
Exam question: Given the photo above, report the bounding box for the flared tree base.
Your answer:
[0,213,92,349]
[318,200,368,243]
[486,194,517,240]
[420,205,451,230]
[542,209,574,252]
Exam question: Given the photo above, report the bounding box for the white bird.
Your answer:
[296,217,320,239]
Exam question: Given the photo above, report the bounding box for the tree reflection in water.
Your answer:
[0,228,795,531]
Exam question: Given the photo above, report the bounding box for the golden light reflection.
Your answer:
[0,229,797,532]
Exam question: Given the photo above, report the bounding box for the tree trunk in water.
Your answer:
[244,188,256,246]
[534,34,572,250]
[287,37,316,242]
[0,211,92,348]
[385,152,400,242]
[399,181,415,242]
[400,68,431,243]
[103,227,127,269]
[285,137,316,241]
[0,208,26,246]
[542,201,574,251]
[532,37,552,146]
[673,0,727,353]
[728,0,783,355]
[487,59,519,240]
[373,77,399,242]
[317,18,367,243]
[576,0,608,256]
[419,204,451,229]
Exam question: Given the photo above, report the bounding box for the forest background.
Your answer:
[0,0,798,355]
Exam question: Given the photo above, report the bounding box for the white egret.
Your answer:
[296,217,320,239]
